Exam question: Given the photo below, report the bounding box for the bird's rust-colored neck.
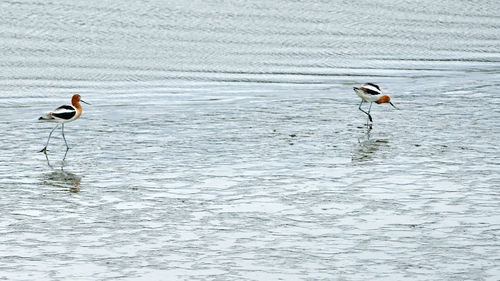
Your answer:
[375,95,391,104]
[71,94,82,109]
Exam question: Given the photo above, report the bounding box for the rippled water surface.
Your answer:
[1,0,500,280]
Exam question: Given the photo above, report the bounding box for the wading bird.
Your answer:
[353,83,397,124]
[39,94,89,153]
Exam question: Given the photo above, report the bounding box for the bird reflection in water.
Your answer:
[352,126,389,162]
[43,153,81,193]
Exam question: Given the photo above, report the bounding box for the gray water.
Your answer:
[1,0,500,280]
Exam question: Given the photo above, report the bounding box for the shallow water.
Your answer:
[1,0,500,280]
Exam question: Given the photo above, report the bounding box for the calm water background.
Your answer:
[1,0,500,280]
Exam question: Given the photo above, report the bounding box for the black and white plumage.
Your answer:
[39,94,89,154]
[39,104,79,123]
[353,83,396,124]
[353,83,383,102]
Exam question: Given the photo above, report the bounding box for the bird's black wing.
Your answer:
[51,105,76,120]
[361,83,382,95]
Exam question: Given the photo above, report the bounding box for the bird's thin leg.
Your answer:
[40,124,59,153]
[62,147,69,163]
[358,101,373,123]
[61,123,70,150]
[367,102,373,124]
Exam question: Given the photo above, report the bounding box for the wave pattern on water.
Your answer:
[1,0,499,93]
